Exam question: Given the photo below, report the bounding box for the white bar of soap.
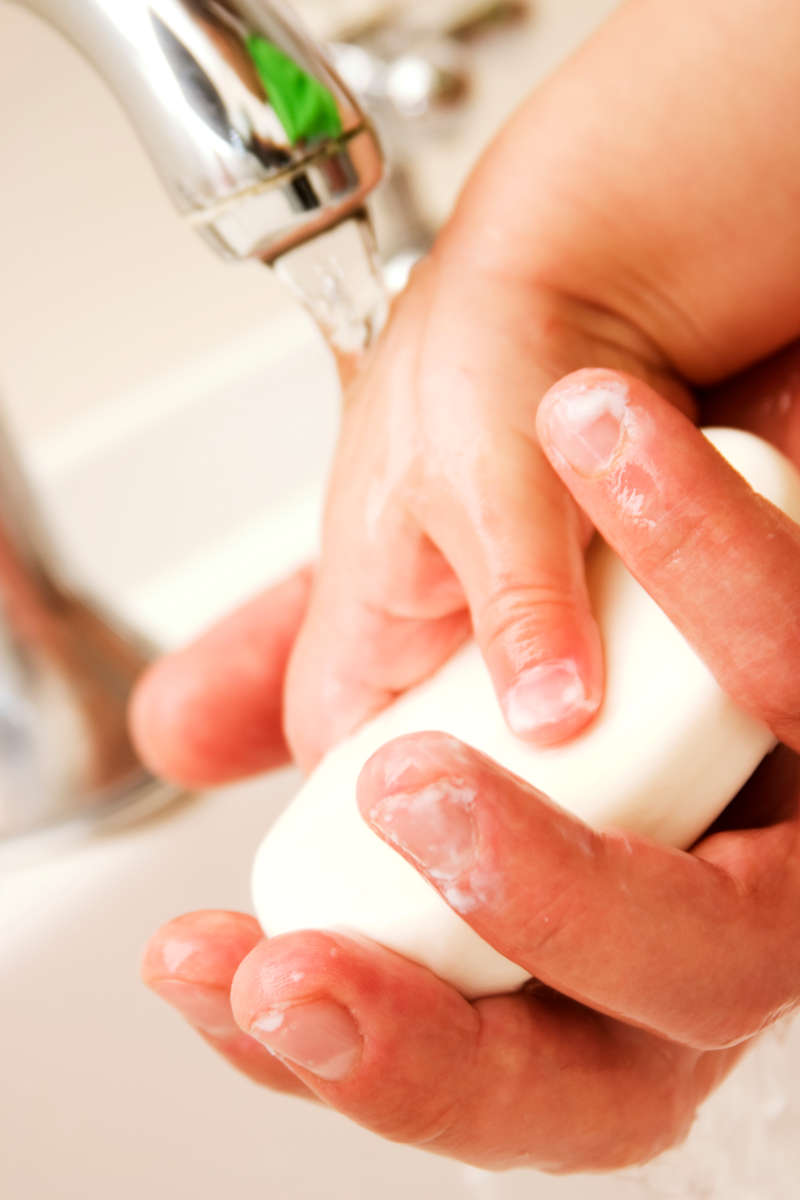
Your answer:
[252,430,800,998]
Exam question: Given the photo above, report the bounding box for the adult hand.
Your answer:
[138,362,800,1171]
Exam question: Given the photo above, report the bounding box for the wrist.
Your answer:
[430,219,689,421]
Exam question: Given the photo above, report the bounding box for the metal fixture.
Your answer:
[0,0,532,847]
[16,0,383,262]
[1,0,385,848]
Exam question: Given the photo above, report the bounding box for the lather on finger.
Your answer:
[536,368,800,751]
[358,733,800,1050]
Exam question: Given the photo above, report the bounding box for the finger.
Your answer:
[283,281,475,772]
[422,431,604,745]
[129,567,313,786]
[358,732,800,1050]
[141,911,314,1097]
[230,926,737,1171]
[536,368,800,750]
[407,254,692,748]
[284,532,471,771]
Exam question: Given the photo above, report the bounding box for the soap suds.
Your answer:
[616,483,654,526]
[377,781,477,882]
[442,884,480,915]
[377,735,479,791]
[554,378,630,428]
[254,1010,285,1034]
[442,860,506,918]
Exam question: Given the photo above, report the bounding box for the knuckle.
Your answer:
[632,1088,698,1166]
[541,1074,697,1173]
[362,1009,478,1150]
[596,1048,701,1171]
[378,1093,464,1149]
[679,989,777,1051]
[633,498,713,581]
[358,545,461,623]
[475,579,584,658]
[510,849,604,965]
[685,1015,757,1053]
[675,901,790,1051]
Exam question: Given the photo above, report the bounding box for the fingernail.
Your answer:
[149,979,236,1039]
[367,780,477,881]
[543,375,629,475]
[504,659,595,738]
[249,999,361,1081]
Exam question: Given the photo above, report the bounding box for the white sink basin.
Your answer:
[23,308,337,650]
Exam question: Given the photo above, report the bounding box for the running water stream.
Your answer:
[274,213,390,382]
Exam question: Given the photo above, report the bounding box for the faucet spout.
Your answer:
[0,1,385,852]
[14,0,383,261]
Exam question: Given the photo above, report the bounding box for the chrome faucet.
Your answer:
[18,0,383,260]
[1,0,384,849]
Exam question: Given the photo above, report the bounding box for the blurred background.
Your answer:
[2,2,799,1198]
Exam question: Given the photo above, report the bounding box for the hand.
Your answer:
[281,247,690,770]
[138,361,800,1171]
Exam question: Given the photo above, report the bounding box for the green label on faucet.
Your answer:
[246,35,343,145]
